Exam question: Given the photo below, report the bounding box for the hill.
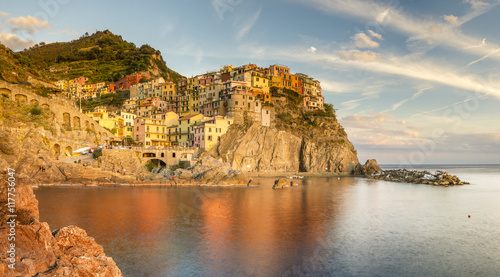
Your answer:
[0,42,48,84]
[20,30,183,84]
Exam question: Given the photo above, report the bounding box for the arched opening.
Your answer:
[41,104,49,110]
[85,120,90,130]
[64,146,73,157]
[15,94,28,103]
[63,113,71,130]
[0,87,11,97]
[145,159,167,171]
[1,88,11,100]
[143,153,156,158]
[73,116,81,130]
[91,123,95,130]
[30,99,39,106]
[53,144,61,155]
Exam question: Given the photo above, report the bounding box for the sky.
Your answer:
[1,0,499,165]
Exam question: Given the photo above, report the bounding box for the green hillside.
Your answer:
[0,43,47,83]
[20,30,183,84]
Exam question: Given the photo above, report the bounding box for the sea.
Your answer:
[35,164,500,277]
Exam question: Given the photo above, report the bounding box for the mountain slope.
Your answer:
[20,30,183,84]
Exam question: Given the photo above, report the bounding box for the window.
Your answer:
[208,135,212,141]
[172,153,176,158]
[249,97,253,100]
[136,126,139,131]
[248,103,250,108]
[235,101,238,105]
[209,128,212,132]
[256,77,259,81]
[256,102,258,106]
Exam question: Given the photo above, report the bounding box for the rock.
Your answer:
[272,178,295,189]
[216,123,359,173]
[361,159,382,175]
[0,185,122,277]
[372,169,469,186]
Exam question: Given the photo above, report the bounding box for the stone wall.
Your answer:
[0,80,116,156]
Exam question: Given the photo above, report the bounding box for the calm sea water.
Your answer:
[35,165,500,277]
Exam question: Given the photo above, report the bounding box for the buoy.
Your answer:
[468,215,471,218]
[242,202,245,205]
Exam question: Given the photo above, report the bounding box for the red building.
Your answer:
[115,72,150,90]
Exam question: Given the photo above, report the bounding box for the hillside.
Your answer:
[0,42,48,84]
[20,30,183,84]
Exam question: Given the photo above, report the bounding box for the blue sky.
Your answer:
[1,0,499,164]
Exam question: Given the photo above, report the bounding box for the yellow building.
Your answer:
[193,116,234,150]
[161,82,177,102]
[177,113,204,147]
[120,111,137,140]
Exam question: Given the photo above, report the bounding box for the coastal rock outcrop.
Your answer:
[272,178,298,189]
[368,169,470,186]
[361,159,382,175]
[151,156,256,187]
[216,123,359,174]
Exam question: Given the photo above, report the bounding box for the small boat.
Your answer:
[288,175,304,179]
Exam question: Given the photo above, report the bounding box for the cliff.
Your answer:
[215,90,360,174]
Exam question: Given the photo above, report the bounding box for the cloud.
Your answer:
[235,8,261,40]
[351,32,379,48]
[307,46,317,54]
[337,49,378,61]
[442,14,460,26]
[467,48,500,66]
[341,97,370,111]
[367,30,383,40]
[464,38,486,49]
[7,15,52,35]
[0,32,36,50]
[377,8,390,23]
[464,0,489,9]
[0,11,10,18]
[297,0,500,60]
[383,87,432,112]
[320,79,358,93]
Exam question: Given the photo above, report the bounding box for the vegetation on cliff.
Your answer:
[19,30,183,84]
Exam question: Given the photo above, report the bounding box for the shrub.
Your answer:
[92,148,102,159]
[30,105,43,115]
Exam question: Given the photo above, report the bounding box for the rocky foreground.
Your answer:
[368,168,470,186]
[145,156,257,187]
[0,184,122,276]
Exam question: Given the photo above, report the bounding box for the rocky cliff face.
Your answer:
[215,96,360,174]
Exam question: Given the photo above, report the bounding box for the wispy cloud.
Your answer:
[383,87,432,113]
[351,32,379,48]
[296,0,500,60]
[464,0,489,10]
[467,48,500,67]
[235,8,261,40]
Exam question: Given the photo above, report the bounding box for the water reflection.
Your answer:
[35,170,500,277]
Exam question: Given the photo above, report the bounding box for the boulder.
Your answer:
[362,159,382,175]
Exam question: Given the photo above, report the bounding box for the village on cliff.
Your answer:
[53,64,325,149]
